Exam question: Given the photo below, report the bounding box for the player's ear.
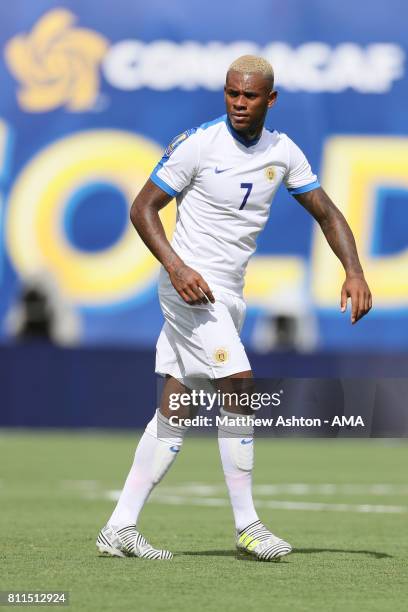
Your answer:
[267,90,278,109]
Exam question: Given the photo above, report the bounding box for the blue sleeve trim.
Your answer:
[288,180,320,195]
[150,171,179,197]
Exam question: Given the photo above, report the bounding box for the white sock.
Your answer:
[218,408,259,532]
[108,410,188,529]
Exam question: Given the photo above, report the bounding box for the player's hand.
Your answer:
[341,274,372,324]
[169,263,215,305]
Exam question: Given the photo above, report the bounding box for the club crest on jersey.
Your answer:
[164,129,195,157]
[214,348,229,363]
[265,166,275,181]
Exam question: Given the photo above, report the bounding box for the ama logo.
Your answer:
[4,9,108,112]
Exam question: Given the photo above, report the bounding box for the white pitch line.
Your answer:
[254,483,408,495]
[60,479,408,514]
[149,495,408,514]
[104,489,408,514]
[256,499,407,514]
[61,480,408,497]
[155,483,408,496]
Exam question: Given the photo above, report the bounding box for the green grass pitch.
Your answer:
[1,432,407,611]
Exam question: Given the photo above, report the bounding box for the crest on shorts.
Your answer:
[214,348,229,363]
[265,166,275,181]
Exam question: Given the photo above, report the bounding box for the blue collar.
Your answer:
[226,115,262,147]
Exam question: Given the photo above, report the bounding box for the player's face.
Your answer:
[224,71,277,138]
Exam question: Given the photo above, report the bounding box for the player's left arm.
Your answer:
[294,186,372,324]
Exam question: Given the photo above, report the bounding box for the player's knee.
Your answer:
[145,409,189,444]
[216,372,255,402]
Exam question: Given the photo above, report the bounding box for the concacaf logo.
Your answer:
[4,9,109,112]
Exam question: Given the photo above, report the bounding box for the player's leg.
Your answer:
[216,370,258,531]
[107,375,189,529]
[97,325,193,560]
[216,370,292,561]
[97,374,191,559]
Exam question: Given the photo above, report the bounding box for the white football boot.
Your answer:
[96,524,173,560]
[236,520,292,561]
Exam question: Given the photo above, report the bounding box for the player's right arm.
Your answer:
[130,179,214,305]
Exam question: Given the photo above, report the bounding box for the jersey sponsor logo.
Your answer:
[214,348,229,363]
[265,166,275,181]
[214,166,232,173]
[5,9,108,112]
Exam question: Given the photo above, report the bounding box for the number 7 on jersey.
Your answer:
[240,183,253,210]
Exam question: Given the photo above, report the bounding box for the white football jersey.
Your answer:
[151,114,319,295]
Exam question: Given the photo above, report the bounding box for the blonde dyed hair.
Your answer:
[227,55,274,87]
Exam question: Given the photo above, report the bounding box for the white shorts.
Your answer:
[155,285,251,381]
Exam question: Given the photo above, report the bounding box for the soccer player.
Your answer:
[97,55,372,561]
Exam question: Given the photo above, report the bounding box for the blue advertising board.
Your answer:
[0,0,407,350]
